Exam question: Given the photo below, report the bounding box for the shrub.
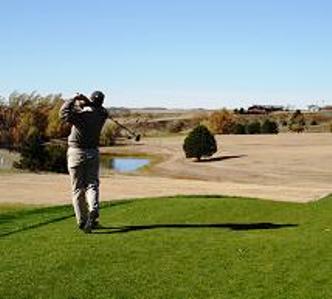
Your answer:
[183,125,217,161]
[247,121,261,134]
[100,121,122,146]
[232,123,247,134]
[14,133,47,171]
[234,108,246,115]
[14,133,68,173]
[289,110,306,133]
[261,119,279,134]
[44,143,68,173]
[167,120,186,133]
[0,92,68,150]
[208,109,235,134]
[310,120,318,126]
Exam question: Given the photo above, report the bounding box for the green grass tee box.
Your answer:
[1,195,332,299]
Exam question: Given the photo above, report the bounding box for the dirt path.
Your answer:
[1,133,331,205]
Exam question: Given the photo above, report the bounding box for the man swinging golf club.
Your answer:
[60,91,108,233]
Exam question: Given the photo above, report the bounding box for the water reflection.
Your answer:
[0,151,19,169]
[100,156,150,174]
[0,151,150,174]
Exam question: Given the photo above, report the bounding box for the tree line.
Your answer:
[0,92,313,172]
[0,92,71,172]
[0,92,70,150]
[0,92,122,172]
[207,109,308,134]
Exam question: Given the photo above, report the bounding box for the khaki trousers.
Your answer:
[67,147,100,224]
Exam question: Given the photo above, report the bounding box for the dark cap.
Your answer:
[90,91,105,106]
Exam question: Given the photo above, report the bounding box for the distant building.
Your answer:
[247,105,284,114]
[307,105,321,112]
[321,105,332,111]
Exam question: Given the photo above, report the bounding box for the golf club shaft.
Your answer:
[108,115,138,137]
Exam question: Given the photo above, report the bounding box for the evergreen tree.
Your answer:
[183,125,217,161]
[14,133,46,171]
[14,134,68,173]
[261,119,279,134]
[233,123,247,134]
[247,121,261,134]
[289,110,306,133]
[44,144,68,173]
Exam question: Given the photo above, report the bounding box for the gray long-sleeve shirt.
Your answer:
[59,98,108,149]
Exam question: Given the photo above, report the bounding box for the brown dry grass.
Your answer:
[1,133,331,205]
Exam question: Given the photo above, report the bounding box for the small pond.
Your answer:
[0,150,150,174]
[100,156,150,174]
[0,151,19,169]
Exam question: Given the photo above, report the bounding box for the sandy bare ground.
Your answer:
[1,133,331,205]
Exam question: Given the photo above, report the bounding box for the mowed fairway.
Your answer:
[1,195,332,299]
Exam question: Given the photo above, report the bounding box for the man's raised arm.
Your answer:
[59,97,78,124]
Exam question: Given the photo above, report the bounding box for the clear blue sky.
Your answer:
[1,0,331,108]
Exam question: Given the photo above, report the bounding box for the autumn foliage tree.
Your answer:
[208,109,236,134]
[46,98,71,139]
[0,105,18,148]
[0,92,70,149]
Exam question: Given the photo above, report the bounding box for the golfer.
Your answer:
[60,91,108,233]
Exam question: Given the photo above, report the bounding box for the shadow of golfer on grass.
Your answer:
[93,222,298,234]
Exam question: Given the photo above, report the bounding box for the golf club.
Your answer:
[108,115,141,142]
